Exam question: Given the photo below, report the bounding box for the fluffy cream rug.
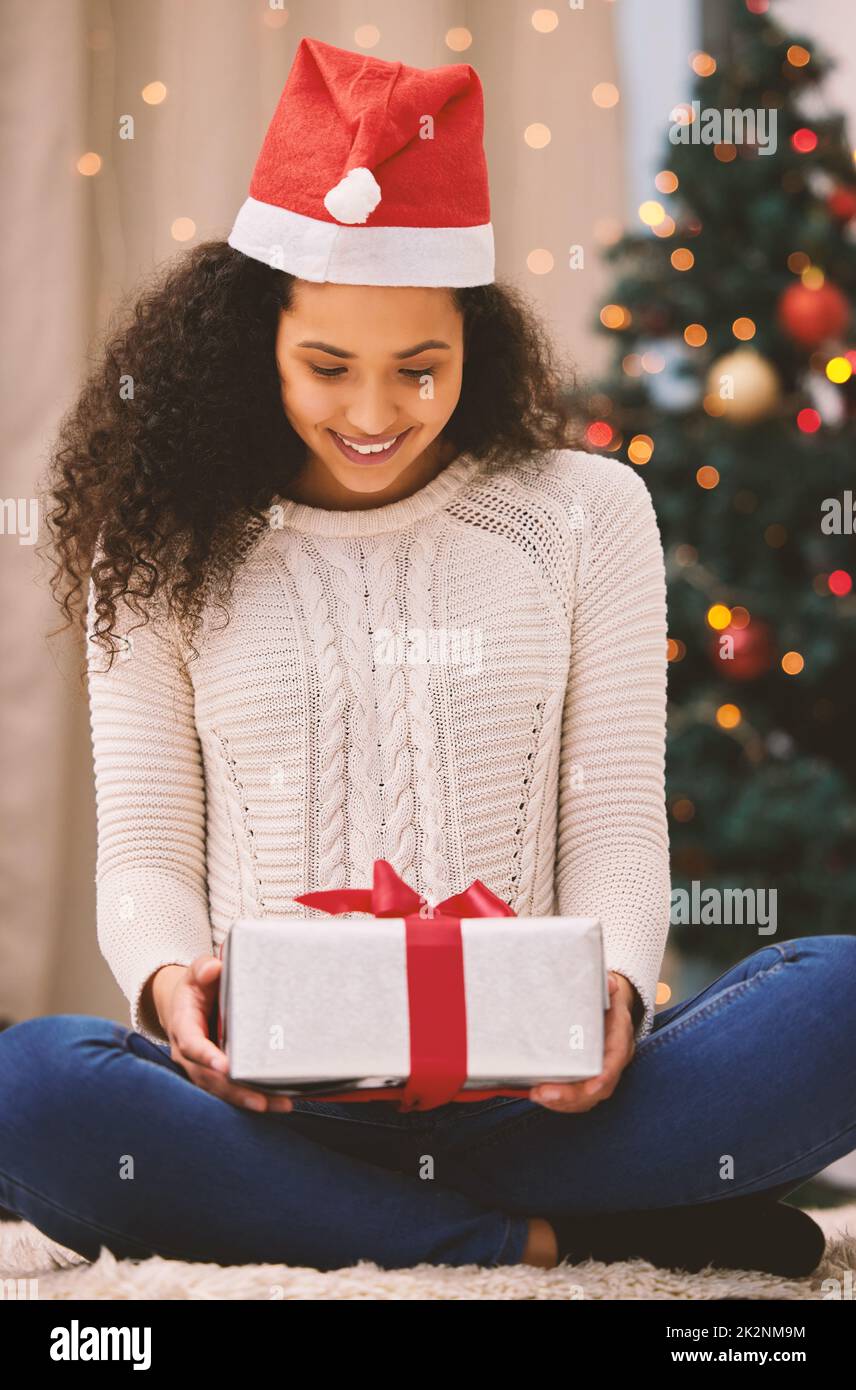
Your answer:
[2,1206,855,1300]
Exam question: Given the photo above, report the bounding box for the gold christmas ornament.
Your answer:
[705,348,782,424]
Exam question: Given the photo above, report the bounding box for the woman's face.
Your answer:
[275,280,465,496]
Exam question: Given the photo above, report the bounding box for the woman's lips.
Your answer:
[327,427,413,466]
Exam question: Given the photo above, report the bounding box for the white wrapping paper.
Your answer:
[219,915,609,1094]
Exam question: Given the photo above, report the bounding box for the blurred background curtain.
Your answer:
[0,0,629,1026]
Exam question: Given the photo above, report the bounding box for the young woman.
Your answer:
[1,39,852,1279]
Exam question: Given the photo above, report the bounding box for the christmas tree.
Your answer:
[577,0,856,964]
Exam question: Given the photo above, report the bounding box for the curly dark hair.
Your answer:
[40,239,579,676]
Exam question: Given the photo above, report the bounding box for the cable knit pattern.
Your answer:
[86,448,671,1047]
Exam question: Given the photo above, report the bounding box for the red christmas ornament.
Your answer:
[709,620,775,681]
[827,185,856,222]
[777,281,851,348]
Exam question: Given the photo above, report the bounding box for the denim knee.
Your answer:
[0,1013,125,1095]
[782,934,856,1003]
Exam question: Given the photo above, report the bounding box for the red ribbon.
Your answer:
[295,860,516,1111]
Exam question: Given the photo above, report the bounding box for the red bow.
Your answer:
[296,859,515,1111]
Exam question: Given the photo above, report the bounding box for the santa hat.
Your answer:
[227,37,494,287]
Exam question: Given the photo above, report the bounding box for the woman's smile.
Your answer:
[327,426,415,466]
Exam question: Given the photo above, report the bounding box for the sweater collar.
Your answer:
[266,451,486,537]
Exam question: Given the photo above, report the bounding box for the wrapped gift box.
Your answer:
[217,906,610,1109]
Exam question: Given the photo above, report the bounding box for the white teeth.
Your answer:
[335,431,401,455]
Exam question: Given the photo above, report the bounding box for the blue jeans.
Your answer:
[0,935,854,1271]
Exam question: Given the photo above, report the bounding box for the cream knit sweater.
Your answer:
[86,447,671,1048]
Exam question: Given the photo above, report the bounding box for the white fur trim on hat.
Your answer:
[228,197,495,286]
[323,167,382,225]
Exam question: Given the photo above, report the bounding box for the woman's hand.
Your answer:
[152,955,294,1114]
[528,971,638,1114]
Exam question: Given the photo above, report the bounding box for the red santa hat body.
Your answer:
[227,37,494,287]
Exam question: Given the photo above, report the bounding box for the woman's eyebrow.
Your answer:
[296,339,452,359]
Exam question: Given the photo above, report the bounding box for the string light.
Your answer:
[672,797,695,821]
[792,128,818,154]
[781,652,804,675]
[796,407,821,433]
[714,144,738,163]
[586,420,613,448]
[170,217,196,242]
[628,434,654,465]
[690,52,717,77]
[592,82,620,108]
[524,123,551,148]
[732,316,756,340]
[786,45,811,68]
[639,200,666,227]
[696,465,719,489]
[667,638,686,661]
[707,604,732,630]
[716,704,742,729]
[656,982,673,1006]
[671,248,695,271]
[655,170,679,194]
[600,304,631,329]
[141,81,167,105]
[526,248,554,274]
[801,265,825,288]
[77,152,102,176]
[531,9,560,32]
[731,606,751,629]
[826,356,852,383]
[829,570,853,596]
[684,323,708,347]
[787,251,810,273]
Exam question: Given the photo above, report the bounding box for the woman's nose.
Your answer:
[342,381,404,437]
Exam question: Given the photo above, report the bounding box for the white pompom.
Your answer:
[323,167,382,225]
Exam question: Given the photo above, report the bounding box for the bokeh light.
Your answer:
[639,200,666,227]
[627,434,654,465]
[655,170,679,194]
[716,704,742,729]
[732,316,756,340]
[707,604,732,630]
[796,407,821,433]
[592,82,620,108]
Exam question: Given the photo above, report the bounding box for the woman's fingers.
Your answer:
[530,1005,634,1112]
[178,1057,294,1112]
[162,954,292,1111]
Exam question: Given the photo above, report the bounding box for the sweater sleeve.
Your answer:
[86,578,214,1045]
[554,455,671,1042]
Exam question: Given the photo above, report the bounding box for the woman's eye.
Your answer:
[307,365,436,380]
